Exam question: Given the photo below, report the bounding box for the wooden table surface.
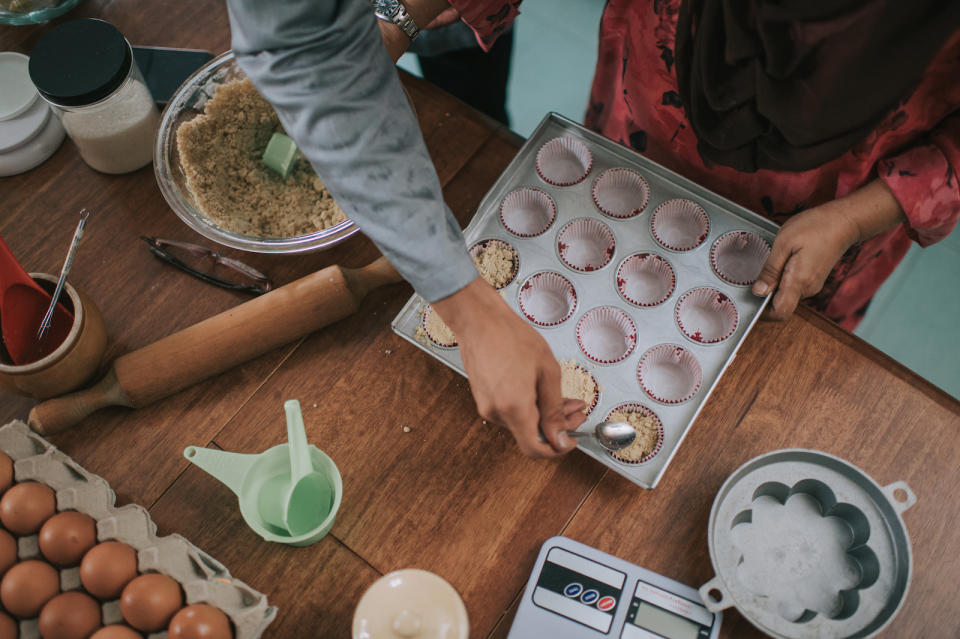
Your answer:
[2,2,959,638]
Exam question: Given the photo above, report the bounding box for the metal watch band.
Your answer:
[375,1,420,41]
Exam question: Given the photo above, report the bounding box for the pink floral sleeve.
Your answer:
[878,113,960,247]
[447,0,520,51]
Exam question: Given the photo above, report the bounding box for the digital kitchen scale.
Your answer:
[509,537,720,639]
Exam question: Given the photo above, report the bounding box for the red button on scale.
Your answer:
[597,596,616,611]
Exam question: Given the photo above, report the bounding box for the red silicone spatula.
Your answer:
[0,236,73,364]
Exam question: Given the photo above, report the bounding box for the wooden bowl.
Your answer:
[0,274,106,399]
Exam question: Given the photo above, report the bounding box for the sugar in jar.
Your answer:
[28,19,160,174]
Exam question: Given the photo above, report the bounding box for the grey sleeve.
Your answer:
[225,0,478,302]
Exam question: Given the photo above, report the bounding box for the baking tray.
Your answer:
[699,449,915,638]
[0,420,276,639]
[392,113,778,488]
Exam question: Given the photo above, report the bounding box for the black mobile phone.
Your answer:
[132,46,214,106]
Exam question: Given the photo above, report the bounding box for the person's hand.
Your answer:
[424,7,460,29]
[432,277,587,457]
[751,205,859,320]
[751,179,906,320]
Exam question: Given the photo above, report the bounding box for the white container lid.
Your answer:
[0,50,65,176]
[353,569,469,639]
[0,52,39,121]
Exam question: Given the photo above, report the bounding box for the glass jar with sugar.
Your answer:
[28,18,160,174]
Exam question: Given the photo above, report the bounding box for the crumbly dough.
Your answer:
[416,306,458,347]
[609,410,659,462]
[176,79,347,238]
[413,246,519,348]
[472,242,517,289]
[559,359,599,412]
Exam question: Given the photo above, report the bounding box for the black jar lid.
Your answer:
[29,19,132,107]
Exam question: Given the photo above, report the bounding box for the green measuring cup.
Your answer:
[184,439,342,546]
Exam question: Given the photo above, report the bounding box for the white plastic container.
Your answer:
[0,51,65,176]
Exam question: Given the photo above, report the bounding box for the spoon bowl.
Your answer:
[567,421,637,451]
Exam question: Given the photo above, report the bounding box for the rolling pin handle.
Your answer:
[341,256,403,301]
[27,368,131,435]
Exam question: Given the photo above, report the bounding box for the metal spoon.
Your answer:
[566,421,636,451]
[537,421,637,451]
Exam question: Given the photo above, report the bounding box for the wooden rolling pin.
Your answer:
[28,256,402,435]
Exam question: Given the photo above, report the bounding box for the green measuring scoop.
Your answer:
[184,400,341,546]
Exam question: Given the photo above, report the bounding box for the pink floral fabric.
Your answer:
[453,0,960,330]
[449,0,520,50]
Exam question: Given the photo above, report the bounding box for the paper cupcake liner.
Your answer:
[420,306,458,348]
[560,360,600,417]
[576,306,637,364]
[518,272,577,327]
[557,218,616,272]
[637,344,703,404]
[499,187,557,237]
[604,403,664,465]
[535,137,593,186]
[616,252,676,307]
[592,168,650,219]
[651,199,710,251]
[469,238,520,290]
[675,287,739,344]
[710,231,771,286]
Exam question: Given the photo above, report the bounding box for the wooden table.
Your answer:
[3,3,959,638]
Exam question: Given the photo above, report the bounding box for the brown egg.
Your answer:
[0,529,16,577]
[0,452,12,495]
[0,559,59,618]
[90,626,141,639]
[0,482,56,535]
[38,591,101,639]
[168,604,232,639]
[80,542,138,600]
[0,611,17,639]
[39,511,97,567]
[120,573,183,632]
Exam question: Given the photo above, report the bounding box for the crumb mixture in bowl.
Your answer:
[608,408,661,463]
[175,79,347,238]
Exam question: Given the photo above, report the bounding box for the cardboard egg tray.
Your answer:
[392,113,779,489]
[0,420,276,638]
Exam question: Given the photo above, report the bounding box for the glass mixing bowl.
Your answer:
[0,0,81,25]
[153,51,359,253]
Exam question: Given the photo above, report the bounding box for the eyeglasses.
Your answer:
[140,237,273,295]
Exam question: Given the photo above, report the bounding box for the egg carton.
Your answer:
[0,420,277,639]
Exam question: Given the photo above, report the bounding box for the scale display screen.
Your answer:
[630,601,701,638]
[622,580,713,639]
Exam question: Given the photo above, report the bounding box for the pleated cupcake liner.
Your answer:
[592,167,650,219]
[615,252,677,307]
[517,272,578,327]
[710,231,771,286]
[420,305,458,348]
[535,137,593,186]
[557,218,616,272]
[499,187,557,238]
[637,344,703,404]
[651,199,710,251]
[674,287,740,344]
[576,306,637,364]
[469,238,520,290]
[604,403,664,465]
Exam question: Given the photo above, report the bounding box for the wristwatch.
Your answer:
[372,0,421,41]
